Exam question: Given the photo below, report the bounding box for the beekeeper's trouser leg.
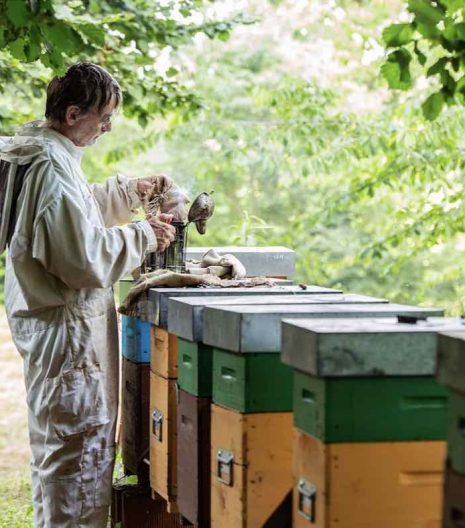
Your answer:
[28,407,116,528]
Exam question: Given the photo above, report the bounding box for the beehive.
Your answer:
[282,316,465,528]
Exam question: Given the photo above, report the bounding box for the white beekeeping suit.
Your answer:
[1,121,156,527]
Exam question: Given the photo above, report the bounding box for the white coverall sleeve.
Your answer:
[91,174,141,227]
[32,190,156,289]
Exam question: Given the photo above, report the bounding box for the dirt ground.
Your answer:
[0,308,29,473]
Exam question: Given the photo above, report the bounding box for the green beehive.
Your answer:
[212,349,293,412]
[282,317,465,444]
[177,338,214,398]
[293,370,448,442]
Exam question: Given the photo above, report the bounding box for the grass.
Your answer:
[0,471,33,528]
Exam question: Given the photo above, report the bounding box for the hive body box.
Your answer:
[118,486,190,527]
[177,390,211,526]
[150,370,178,504]
[293,428,445,528]
[282,317,465,528]
[443,464,465,528]
[210,404,293,528]
[293,371,448,442]
[436,332,465,527]
[121,315,151,363]
[121,358,150,475]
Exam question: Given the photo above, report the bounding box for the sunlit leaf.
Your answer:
[422,91,444,120]
[382,23,414,47]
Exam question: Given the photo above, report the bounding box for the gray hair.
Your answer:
[45,62,122,123]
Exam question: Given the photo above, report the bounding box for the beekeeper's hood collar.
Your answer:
[0,120,84,165]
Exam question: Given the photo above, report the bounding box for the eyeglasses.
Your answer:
[87,109,114,126]
[99,113,113,126]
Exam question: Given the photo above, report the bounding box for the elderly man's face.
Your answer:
[65,95,117,147]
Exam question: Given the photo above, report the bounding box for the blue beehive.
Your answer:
[121,315,151,364]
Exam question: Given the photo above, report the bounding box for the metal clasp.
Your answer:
[298,479,317,522]
[152,409,163,442]
[217,449,234,486]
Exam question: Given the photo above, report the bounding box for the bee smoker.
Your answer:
[144,221,187,273]
[144,191,214,274]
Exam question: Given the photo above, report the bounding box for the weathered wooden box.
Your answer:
[210,403,293,528]
[443,463,465,528]
[149,371,178,504]
[177,389,211,527]
[151,325,178,379]
[293,428,445,528]
[121,357,150,475]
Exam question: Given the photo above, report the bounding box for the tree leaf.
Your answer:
[381,49,412,90]
[77,23,106,48]
[413,41,427,65]
[7,38,27,60]
[427,56,449,76]
[24,34,42,62]
[416,21,440,39]
[5,0,30,28]
[408,0,444,25]
[40,47,65,73]
[382,23,414,47]
[443,0,465,14]
[166,67,178,78]
[456,22,465,41]
[422,91,444,120]
[42,22,84,56]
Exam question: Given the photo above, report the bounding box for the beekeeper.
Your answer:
[0,63,178,527]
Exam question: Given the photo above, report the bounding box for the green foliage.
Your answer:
[0,0,255,130]
[382,0,465,119]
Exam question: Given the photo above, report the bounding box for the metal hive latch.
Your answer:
[297,479,317,522]
[217,449,234,486]
[152,409,163,442]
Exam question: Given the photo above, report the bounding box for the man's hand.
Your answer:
[147,213,176,252]
[137,174,172,198]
